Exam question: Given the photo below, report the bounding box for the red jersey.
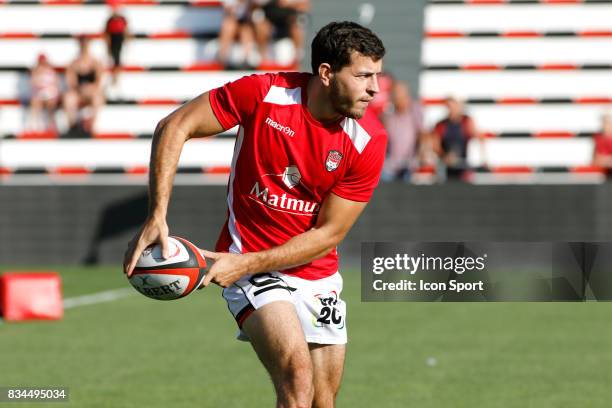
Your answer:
[106,15,128,35]
[594,134,612,156]
[209,72,387,280]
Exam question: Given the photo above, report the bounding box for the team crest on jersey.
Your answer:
[325,150,343,172]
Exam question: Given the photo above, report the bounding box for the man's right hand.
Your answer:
[123,216,170,277]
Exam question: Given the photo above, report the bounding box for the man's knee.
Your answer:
[286,352,313,385]
[312,385,338,408]
[275,353,314,407]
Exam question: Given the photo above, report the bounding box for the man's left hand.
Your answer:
[199,250,253,288]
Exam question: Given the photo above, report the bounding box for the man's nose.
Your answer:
[368,76,380,95]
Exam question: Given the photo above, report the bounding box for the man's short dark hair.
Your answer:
[311,21,386,74]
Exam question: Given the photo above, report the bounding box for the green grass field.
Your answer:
[1,266,611,408]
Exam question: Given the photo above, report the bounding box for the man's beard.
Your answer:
[329,78,366,119]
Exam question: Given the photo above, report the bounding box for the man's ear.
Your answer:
[318,63,333,87]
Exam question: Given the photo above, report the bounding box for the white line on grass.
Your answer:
[63,288,135,309]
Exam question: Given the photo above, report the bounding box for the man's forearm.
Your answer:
[246,226,341,275]
[148,120,188,218]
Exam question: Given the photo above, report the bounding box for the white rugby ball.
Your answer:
[128,236,207,301]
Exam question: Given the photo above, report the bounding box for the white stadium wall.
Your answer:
[425,4,612,31]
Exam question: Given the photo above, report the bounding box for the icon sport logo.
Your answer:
[325,150,343,172]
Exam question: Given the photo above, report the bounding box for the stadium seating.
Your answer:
[421,0,610,183]
[0,3,223,35]
[0,0,299,179]
[2,0,609,184]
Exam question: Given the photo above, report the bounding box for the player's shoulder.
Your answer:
[339,109,387,156]
[271,71,312,89]
[233,72,310,103]
[237,71,310,89]
[249,72,310,105]
[356,109,388,144]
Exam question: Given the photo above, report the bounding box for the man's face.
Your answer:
[328,52,383,119]
[79,39,90,54]
[445,98,463,120]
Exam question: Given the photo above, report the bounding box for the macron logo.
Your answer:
[265,117,295,138]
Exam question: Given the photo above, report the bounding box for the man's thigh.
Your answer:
[241,301,312,380]
[309,343,346,398]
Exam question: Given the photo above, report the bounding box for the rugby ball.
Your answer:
[128,236,207,301]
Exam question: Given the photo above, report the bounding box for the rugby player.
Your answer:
[124,21,387,408]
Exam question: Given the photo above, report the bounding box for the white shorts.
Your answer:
[222,271,347,345]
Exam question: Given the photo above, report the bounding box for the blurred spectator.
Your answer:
[218,0,259,69]
[63,36,106,135]
[417,131,440,169]
[29,53,60,132]
[252,0,310,64]
[431,97,480,178]
[104,2,130,90]
[593,113,612,171]
[381,80,424,182]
